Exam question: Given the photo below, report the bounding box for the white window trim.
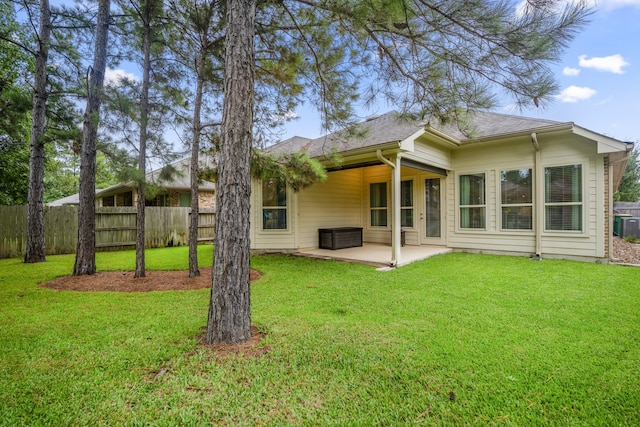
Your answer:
[542,163,586,235]
[401,178,416,229]
[368,181,390,229]
[259,179,290,233]
[456,171,487,232]
[499,167,534,233]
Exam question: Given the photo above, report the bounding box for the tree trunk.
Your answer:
[205,0,256,344]
[135,0,153,279]
[24,0,50,264]
[74,0,110,276]
[188,53,205,278]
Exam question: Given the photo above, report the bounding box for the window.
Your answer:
[121,191,133,206]
[501,169,532,230]
[545,165,582,231]
[370,182,387,227]
[179,192,191,207]
[459,173,485,229]
[401,180,414,228]
[262,178,287,230]
[147,194,169,207]
[102,195,115,207]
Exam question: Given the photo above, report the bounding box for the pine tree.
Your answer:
[165,0,225,278]
[73,0,111,276]
[108,0,179,278]
[206,0,256,344]
[23,0,51,263]
[207,0,591,344]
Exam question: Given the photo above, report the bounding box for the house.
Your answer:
[47,193,81,206]
[95,156,216,209]
[48,156,217,209]
[250,111,633,266]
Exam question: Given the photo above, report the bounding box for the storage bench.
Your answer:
[318,227,363,250]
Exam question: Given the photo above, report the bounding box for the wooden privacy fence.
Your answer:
[614,202,640,218]
[0,206,215,259]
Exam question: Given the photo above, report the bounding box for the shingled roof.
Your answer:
[267,110,566,157]
[436,111,562,140]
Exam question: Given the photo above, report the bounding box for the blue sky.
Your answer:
[104,0,640,144]
[280,0,640,143]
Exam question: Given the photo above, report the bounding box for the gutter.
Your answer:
[316,141,402,163]
[376,149,396,169]
[461,123,575,145]
[423,124,460,147]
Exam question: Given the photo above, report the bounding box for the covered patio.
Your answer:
[296,243,452,270]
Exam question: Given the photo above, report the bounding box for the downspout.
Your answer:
[377,149,401,267]
[608,150,634,262]
[531,133,543,260]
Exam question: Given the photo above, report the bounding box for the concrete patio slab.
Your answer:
[296,243,452,269]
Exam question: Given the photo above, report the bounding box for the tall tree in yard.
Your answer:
[206,0,255,344]
[24,0,51,263]
[107,0,179,278]
[135,0,154,278]
[3,1,83,261]
[166,0,224,278]
[73,0,111,276]
[207,0,590,343]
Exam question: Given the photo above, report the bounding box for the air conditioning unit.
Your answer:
[620,217,640,239]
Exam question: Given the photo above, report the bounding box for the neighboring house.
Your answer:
[251,111,633,265]
[49,156,217,209]
[97,156,216,209]
[47,193,81,206]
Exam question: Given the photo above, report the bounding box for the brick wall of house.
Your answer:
[199,191,215,209]
[169,192,180,207]
[165,190,215,208]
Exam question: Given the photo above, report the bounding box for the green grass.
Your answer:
[1,247,638,426]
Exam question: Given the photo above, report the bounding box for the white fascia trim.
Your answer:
[571,125,631,154]
[423,125,461,147]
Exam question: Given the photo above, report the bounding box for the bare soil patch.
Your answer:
[40,268,266,358]
[40,267,262,292]
[198,326,270,359]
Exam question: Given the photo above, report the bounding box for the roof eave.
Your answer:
[315,140,404,164]
[423,124,461,147]
[570,124,631,154]
[459,122,575,145]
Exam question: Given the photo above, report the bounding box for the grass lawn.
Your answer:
[1,246,638,426]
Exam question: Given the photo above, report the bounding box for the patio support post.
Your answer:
[391,154,402,266]
[377,149,402,266]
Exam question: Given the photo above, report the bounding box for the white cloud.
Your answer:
[578,54,629,74]
[563,66,581,76]
[557,85,597,103]
[272,110,298,122]
[104,68,139,87]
